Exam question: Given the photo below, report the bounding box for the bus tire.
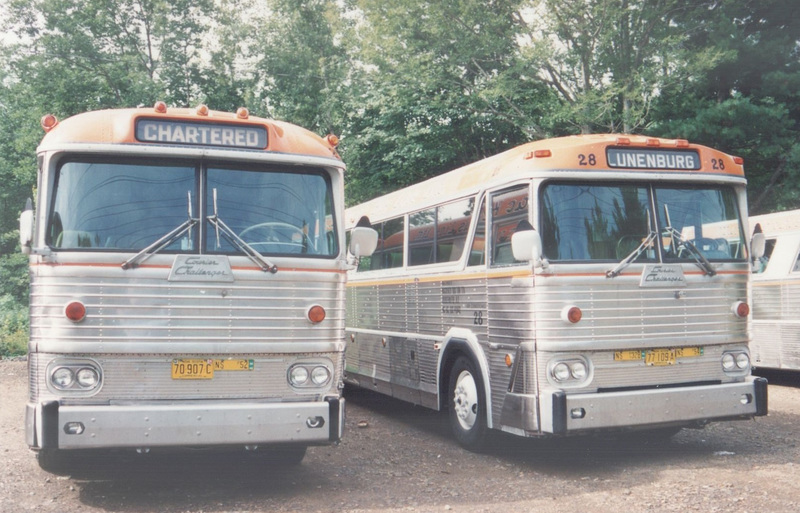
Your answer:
[448,355,488,452]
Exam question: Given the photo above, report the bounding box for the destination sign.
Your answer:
[136,119,268,149]
[607,148,700,170]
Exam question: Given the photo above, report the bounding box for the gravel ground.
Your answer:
[2,357,800,513]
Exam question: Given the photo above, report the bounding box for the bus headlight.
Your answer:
[47,360,102,394]
[289,365,310,386]
[547,357,591,386]
[288,361,333,388]
[721,351,750,373]
[311,366,331,386]
[52,367,75,389]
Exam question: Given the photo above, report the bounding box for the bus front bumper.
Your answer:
[26,398,344,450]
[539,376,767,434]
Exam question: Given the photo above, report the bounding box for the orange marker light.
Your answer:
[236,107,249,119]
[65,301,86,323]
[561,305,582,324]
[646,138,661,147]
[733,156,744,165]
[154,101,167,113]
[675,139,690,148]
[326,134,340,147]
[733,301,750,318]
[616,137,631,146]
[41,114,58,132]
[196,104,209,116]
[307,305,326,324]
[534,149,552,158]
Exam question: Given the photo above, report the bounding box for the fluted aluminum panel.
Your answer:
[30,272,344,350]
[29,352,342,404]
[533,273,749,351]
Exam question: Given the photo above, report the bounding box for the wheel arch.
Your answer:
[437,328,493,429]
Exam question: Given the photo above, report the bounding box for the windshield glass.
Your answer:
[541,183,653,261]
[654,186,744,261]
[540,182,745,262]
[49,160,196,250]
[206,167,337,256]
[48,159,338,258]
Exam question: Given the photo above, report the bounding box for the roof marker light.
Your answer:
[616,137,631,146]
[236,107,249,119]
[534,149,552,158]
[326,134,340,147]
[41,114,59,132]
[646,138,661,147]
[675,139,690,148]
[154,101,167,114]
[196,104,209,116]
[733,156,744,165]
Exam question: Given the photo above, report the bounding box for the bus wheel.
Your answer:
[448,356,488,451]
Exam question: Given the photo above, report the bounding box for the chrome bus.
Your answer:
[19,103,375,472]
[749,209,800,370]
[344,134,767,450]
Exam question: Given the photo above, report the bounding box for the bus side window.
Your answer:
[754,238,777,274]
[468,199,486,266]
[373,217,404,270]
[490,187,529,266]
[409,208,436,265]
[793,247,800,273]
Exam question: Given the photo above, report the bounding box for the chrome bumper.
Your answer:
[27,398,344,450]
[540,376,767,434]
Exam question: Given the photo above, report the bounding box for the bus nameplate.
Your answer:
[169,255,234,282]
[136,119,268,149]
[607,148,701,170]
[640,264,686,288]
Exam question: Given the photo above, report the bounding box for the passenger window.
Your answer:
[436,198,473,263]
[792,248,800,273]
[468,199,486,266]
[491,186,529,266]
[409,208,436,266]
[369,217,404,270]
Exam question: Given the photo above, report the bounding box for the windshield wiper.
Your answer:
[122,192,198,270]
[663,226,716,276]
[662,204,716,276]
[606,231,657,278]
[206,189,278,274]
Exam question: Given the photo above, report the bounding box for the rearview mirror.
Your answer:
[511,229,543,267]
[750,232,765,260]
[349,226,378,258]
[19,198,34,255]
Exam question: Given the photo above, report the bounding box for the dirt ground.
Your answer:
[2,357,800,513]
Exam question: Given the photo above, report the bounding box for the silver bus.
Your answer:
[19,103,375,472]
[749,209,800,370]
[344,134,767,450]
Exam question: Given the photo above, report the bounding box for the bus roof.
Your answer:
[37,105,341,161]
[750,209,800,236]
[346,134,744,228]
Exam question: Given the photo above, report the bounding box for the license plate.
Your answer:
[171,358,254,379]
[172,359,214,379]
[213,359,255,371]
[675,346,703,358]
[614,350,645,361]
[645,348,676,366]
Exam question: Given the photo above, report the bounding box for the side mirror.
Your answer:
[750,232,765,260]
[349,226,378,258]
[19,199,34,255]
[511,229,543,266]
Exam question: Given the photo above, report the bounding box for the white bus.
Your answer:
[19,103,375,472]
[344,134,767,450]
[749,209,800,370]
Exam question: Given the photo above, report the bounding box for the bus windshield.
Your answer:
[540,183,745,262]
[48,159,338,257]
